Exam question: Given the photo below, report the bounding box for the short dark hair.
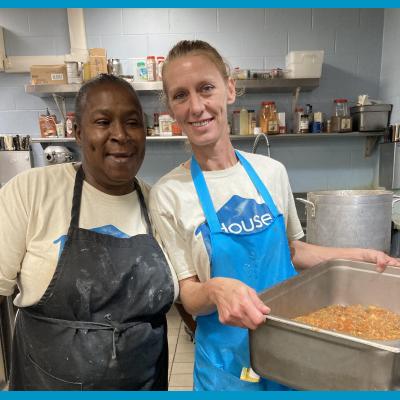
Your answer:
[74,74,142,126]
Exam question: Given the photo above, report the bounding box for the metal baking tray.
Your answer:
[249,259,400,390]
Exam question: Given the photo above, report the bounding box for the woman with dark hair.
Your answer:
[0,74,177,390]
[149,40,400,391]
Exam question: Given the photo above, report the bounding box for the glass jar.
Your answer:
[332,98,352,132]
[259,101,279,134]
[334,98,349,117]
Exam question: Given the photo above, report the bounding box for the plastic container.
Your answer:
[239,109,249,135]
[259,101,279,134]
[334,98,349,117]
[146,56,156,81]
[331,99,352,132]
[156,56,165,81]
[136,60,147,81]
[285,50,324,79]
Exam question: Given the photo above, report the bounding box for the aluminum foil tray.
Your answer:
[249,259,400,390]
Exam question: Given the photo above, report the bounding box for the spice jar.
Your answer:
[146,56,156,81]
[156,56,165,81]
[159,113,173,136]
[259,101,279,134]
[65,112,76,138]
[171,120,182,136]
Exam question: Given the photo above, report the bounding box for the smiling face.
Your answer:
[163,54,236,149]
[75,82,145,195]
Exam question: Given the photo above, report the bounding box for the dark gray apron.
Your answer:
[9,166,174,390]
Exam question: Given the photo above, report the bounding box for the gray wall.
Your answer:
[380,8,400,124]
[0,8,386,190]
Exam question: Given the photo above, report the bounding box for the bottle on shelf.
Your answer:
[299,114,309,134]
[146,56,156,82]
[232,110,240,135]
[239,109,249,135]
[306,104,313,132]
[331,98,352,132]
[259,101,279,134]
[248,110,256,135]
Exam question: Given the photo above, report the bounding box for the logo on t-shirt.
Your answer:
[53,225,130,258]
[195,195,275,258]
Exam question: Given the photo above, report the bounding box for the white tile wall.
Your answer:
[219,8,266,33]
[169,9,217,33]
[84,8,123,35]
[122,8,169,34]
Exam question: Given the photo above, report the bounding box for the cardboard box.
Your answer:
[89,48,107,57]
[89,57,108,77]
[30,65,68,85]
[88,48,108,78]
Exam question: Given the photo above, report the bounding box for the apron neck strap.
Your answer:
[70,166,152,233]
[234,151,280,218]
[133,179,152,232]
[190,156,222,234]
[70,165,84,228]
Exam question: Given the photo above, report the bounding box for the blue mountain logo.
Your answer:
[53,225,130,258]
[195,195,277,258]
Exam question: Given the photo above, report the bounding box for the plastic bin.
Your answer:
[285,50,324,79]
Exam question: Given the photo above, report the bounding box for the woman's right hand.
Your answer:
[206,277,270,330]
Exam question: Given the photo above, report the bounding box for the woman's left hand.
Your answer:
[364,250,400,272]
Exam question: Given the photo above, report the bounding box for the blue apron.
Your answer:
[191,150,297,391]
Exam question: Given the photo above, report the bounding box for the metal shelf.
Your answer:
[235,78,320,93]
[31,132,384,144]
[25,81,162,97]
[25,78,319,97]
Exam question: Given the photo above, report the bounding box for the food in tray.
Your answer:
[293,304,400,340]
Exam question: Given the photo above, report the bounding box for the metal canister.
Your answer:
[108,59,121,76]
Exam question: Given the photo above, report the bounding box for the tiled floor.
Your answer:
[167,305,195,391]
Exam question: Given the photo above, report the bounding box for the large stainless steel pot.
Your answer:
[297,190,396,253]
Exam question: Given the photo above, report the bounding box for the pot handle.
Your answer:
[393,195,400,205]
[296,198,316,217]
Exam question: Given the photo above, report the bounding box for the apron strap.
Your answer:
[190,156,222,234]
[134,179,152,234]
[235,150,280,218]
[69,165,153,234]
[70,165,85,228]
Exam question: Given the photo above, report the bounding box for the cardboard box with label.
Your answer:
[89,48,108,78]
[30,65,68,85]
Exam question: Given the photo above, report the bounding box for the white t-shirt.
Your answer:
[149,150,304,283]
[0,163,178,307]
